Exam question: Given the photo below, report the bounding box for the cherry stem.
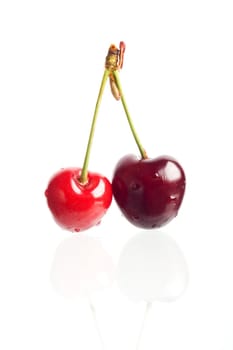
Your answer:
[113,70,148,159]
[79,69,110,184]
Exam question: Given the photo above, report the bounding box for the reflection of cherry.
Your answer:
[45,168,112,232]
[111,71,186,228]
[116,231,189,348]
[112,155,185,228]
[116,230,189,302]
[50,235,115,348]
[50,235,115,298]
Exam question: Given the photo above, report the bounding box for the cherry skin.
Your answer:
[45,168,112,232]
[112,155,186,229]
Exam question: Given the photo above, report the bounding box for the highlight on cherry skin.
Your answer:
[45,168,112,232]
[112,154,186,229]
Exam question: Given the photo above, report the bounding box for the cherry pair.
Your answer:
[45,42,186,232]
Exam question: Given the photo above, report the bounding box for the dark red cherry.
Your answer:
[112,155,186,229]
[45,168,112,232]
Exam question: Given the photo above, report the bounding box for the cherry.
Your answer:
[112,154,185,229]
[45,168,112,232]
[45,45,120,232]
[111,69,186,229]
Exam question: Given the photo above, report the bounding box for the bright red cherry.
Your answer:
[45,45,120,233]
[45,168,112,232]
[112,154,186,229]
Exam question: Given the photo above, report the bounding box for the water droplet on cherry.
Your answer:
[131,183,141,191]
[170,195,176,200]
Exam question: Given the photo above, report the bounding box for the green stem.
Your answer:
[113,70,147,159]
[79,69,110,184]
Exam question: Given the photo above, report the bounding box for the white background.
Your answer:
[0,0,233,349]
